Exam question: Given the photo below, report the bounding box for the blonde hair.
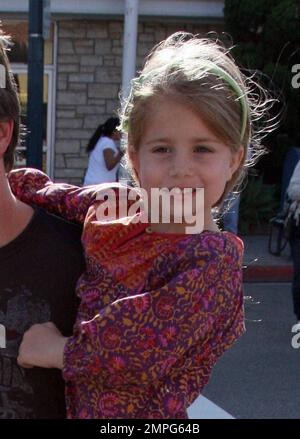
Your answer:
[118,32,276,207]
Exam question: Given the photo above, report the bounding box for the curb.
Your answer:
[243,265,293,282]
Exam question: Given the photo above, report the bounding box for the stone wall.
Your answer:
[55,19,224,184]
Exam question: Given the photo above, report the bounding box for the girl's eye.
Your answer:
[194,145,212,153]
[153,146,171,153]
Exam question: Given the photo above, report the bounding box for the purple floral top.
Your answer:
[9,168,245,419]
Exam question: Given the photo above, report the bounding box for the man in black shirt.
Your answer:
[0,30,85,418]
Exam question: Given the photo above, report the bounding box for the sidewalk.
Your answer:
[242,234,293,282]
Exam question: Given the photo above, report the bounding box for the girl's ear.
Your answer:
[0,120,14,157]
[229,146,244,178]
[127,144,140,183]
[127,143,135,160]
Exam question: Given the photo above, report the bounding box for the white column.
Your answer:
[122,0,139,99]
[0,324,6,349]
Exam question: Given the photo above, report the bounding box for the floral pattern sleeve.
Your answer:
[8,168,109,224]
[62,237,245,391]
[135,235,245,418]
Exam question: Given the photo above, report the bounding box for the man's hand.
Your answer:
[17,322,68,370]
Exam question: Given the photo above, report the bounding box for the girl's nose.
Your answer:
[169,158,194,177]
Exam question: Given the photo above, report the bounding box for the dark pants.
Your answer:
[290,223,300,320]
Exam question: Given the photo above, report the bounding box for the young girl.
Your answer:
[9,32,268,419]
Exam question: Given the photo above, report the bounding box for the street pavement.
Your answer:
[189,282,300,419]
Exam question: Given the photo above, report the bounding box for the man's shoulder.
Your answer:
[34,208,83,247]
[32,209,85,274]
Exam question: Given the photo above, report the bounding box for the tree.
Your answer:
[224,0,300,183]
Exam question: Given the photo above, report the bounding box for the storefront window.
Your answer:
[2,20,54,65]
[2,20,54,175]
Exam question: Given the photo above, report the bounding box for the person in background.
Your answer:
[287,153,300,331]
[83,117,123,185]
[222,193,240,235]
[222,148,253,235]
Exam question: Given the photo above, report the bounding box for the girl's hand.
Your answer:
[17,322,68,370]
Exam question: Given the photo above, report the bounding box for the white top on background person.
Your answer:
[83,117,122,185]
[84,136,119,185]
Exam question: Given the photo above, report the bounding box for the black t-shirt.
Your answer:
[0,208,85,419]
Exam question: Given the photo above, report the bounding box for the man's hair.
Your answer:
[0,29,21,172]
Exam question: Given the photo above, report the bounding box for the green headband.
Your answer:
[205,63,249,140]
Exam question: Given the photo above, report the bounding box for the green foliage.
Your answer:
[224,0,300,140]
[238,176,279,235]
